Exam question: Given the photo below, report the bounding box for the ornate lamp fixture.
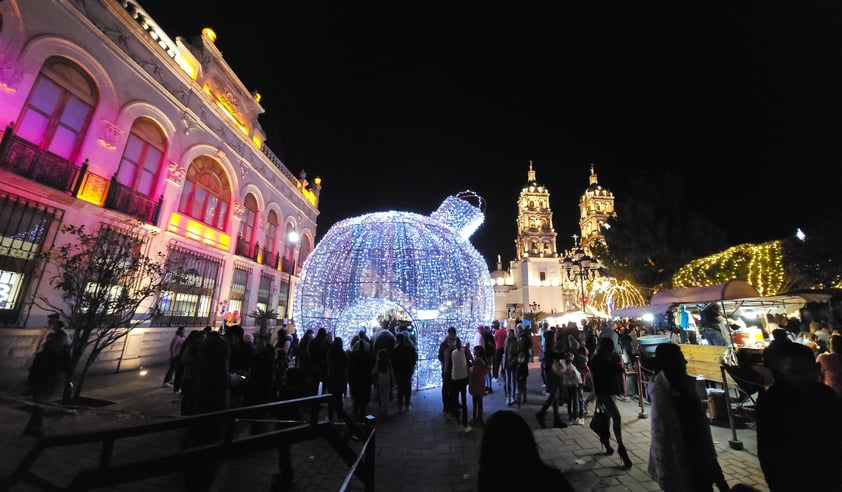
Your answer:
[562,239,599,311]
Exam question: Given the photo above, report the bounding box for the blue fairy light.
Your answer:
[293,191,495,389]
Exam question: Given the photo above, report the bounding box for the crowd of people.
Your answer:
[443,316,842,491]
[152,321,419,489]
[25,311,842,491]
[158,322,420,423]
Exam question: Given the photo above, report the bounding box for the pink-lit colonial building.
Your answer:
[0,0,319,388]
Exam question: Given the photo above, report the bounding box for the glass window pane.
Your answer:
[59,96,91,132]
[15,112,49,144]
[178,181,193,214]
[117,136,142,186]
[216,201,228,229]
[191,188,206,219]
[137,147,162,195]
[28,77,61,114]
[47,125,77,159]
[204,194,218,225]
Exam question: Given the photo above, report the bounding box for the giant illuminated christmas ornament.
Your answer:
[293,191,495,389]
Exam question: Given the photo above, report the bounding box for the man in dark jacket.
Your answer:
[756,341,841,491]
[24,328,71,437]
[391,333,418,412]
[438,327,458,414]
[535,330,566,428]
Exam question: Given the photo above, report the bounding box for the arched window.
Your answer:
[297,235,312,271]
[115,118,165,197]
[265,210,278,259]
[177,156,231,231]
[16,56,96,162]
[284,224,297,272]
[238,193,258,256]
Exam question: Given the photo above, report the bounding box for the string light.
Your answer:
[293,191,495,389]
[672,240,786,296]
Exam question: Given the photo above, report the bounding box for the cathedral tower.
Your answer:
[492,161,566,322]
[515,160,558,259]
[577,164,615,255]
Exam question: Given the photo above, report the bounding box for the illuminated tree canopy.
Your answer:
[672,240,788,296]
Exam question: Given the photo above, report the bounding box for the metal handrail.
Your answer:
[3,393,376,491]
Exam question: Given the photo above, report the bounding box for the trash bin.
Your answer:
[706,388,727,422]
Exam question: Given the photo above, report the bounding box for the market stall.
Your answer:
[611,280,824,385]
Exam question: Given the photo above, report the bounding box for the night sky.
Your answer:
[142,1,842,268]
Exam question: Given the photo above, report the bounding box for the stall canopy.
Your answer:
[612,279,827,321]
[649,279,759,305]
[611,304,674,319]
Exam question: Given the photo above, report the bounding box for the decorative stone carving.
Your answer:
[166,160,186,185]
[232,200,244,219]
[181,112,197,135]
[97,120,124,150]
[0,53,23,92]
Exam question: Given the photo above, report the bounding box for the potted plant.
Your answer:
[247,307,278,335]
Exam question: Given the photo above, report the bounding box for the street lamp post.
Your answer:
[562,241,599,312]
[284,230,299,322]
[525,301,540,334]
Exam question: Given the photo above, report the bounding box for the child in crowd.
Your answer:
[561,350,583,425]
[469,345,490,426]
[373,348,394,417]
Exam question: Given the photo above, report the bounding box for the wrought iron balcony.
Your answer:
[0,129,80,193]
[281,256,295,274]
[264,249,280,269]
[104,177,162,224]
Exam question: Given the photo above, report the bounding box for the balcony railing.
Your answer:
[235,237,257,260]
[234,241,288,270]
[281,256,295,274]
[264,249,280,269]
[0,129,80,193]
[104,177,162,225]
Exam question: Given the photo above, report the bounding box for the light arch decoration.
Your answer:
[293,191,495,389]
[333,297,411,344]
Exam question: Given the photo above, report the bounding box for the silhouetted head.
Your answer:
[776,341,820,385]
[225,324,244,340]
[597,337,614,355]
[480,411,540,467]
[654,342,687,378]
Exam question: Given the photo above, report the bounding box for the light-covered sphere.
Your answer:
[293,191,495,389]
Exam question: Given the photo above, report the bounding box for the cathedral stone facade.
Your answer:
[492,162,615,326]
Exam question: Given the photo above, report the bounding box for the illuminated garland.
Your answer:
[293,192,495,389]
[590,277,647,315]
[671,240,786,296]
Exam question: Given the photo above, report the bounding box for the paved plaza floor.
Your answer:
[0,360,768,491]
